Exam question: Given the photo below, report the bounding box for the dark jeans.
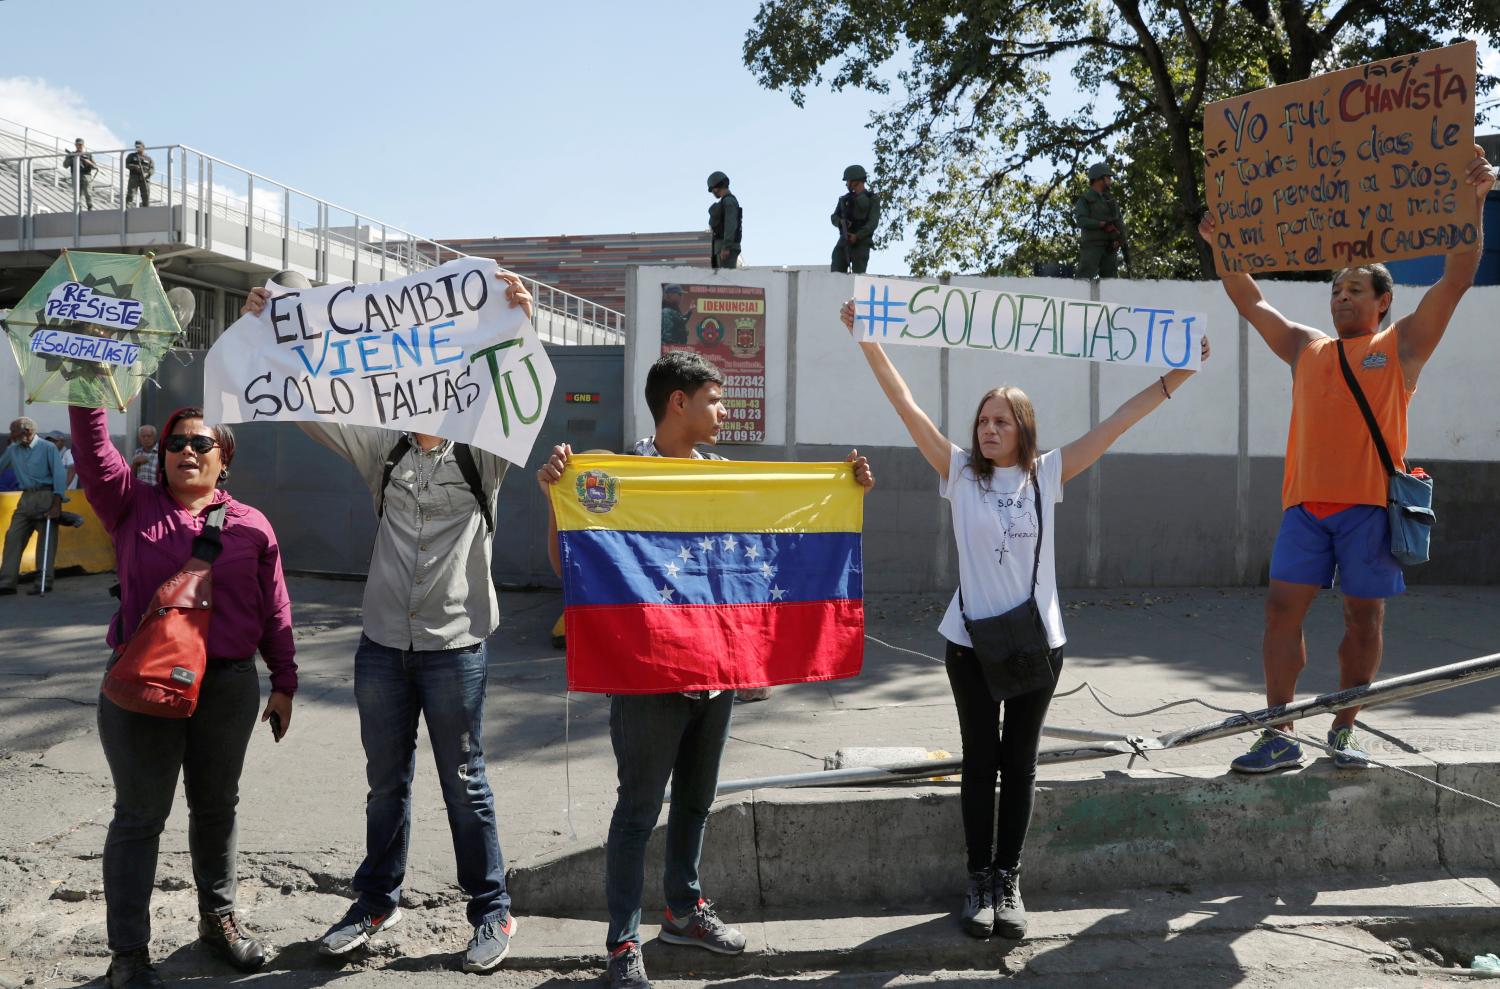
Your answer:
[98,657,260,952]
[351,634,508,927]
[944,641,1062,873]
[605,691,733,951]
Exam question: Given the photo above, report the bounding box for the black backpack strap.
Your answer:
[378,435,494,533]
[1027,469,1044,599]
[377,434,414,519]
[453,443,495,534]
[1336,340,1398,478]
[191,503,229,564]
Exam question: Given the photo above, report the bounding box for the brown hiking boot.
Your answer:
[198,911,267,971]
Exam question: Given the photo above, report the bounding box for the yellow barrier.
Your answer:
[0,491,116,575]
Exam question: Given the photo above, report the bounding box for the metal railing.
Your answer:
[0,119,625,347]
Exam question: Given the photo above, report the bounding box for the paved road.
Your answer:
[2,573,1497,986]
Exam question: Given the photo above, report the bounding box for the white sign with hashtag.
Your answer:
[852,276,1204,370]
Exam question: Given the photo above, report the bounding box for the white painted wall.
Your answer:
[628,268,1500,463]
[626,265,790,450]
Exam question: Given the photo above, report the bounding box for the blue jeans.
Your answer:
[351,634,509,927]
[604,691,733,951]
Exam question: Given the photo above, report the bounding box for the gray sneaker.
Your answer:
[994,866,1027,939]
[1328,725,1371,769]
[463,913,517,972]
[607,941,652,989]
[960,867,996,938]
[317,905,402,956]
[658,899,746,954]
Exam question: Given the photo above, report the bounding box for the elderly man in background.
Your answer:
[130,424,159,485]
[0,417,66,595]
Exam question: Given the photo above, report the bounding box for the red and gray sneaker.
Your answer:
[607,941,651,989]
[317,905,402,956]
[659,898,747,955]
[463,913,518,973]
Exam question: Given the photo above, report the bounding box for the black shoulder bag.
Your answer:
[1335,340,1434,565]
[960,470,1058,701]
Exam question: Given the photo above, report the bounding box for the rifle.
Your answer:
[838,194,854,244]
[1119,236,1133,277]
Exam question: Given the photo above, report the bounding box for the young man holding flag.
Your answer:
[537,351,873,989]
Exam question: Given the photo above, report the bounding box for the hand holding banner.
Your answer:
[852,275,1204,370]
[204,258,555,463]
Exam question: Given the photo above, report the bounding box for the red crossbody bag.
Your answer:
[102,503,227,718]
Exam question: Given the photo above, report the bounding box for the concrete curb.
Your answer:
[508,754,1500,915]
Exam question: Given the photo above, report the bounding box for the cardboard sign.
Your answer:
[852,276,1204,370]
[204,258,555,463]
[1204,42,1479,274]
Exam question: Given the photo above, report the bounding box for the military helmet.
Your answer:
[706,171,729,191]
[842,164,868,182]
[1087,162,1113,182]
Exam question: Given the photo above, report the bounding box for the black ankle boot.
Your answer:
[198,911,267,971]
[106,948,164,989]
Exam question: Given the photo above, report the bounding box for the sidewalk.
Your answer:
[2,574,1497,985]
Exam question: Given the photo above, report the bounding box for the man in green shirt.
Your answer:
[831,165,880,274]
[707,172,741,269]
[661,284,689,345]
[1074,162,1125,279]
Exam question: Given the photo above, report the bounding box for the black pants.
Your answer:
[98,658,260,952]
[944,641,1061,873]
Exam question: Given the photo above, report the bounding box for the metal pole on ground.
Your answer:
[709,652,1500,796]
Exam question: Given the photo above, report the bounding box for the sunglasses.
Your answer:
[164,434,220,455]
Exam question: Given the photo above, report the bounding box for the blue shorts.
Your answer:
[1270,505,1405,599]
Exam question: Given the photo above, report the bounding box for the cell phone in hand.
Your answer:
[268,710,283,743]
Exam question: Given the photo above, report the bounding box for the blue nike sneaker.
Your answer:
[1230,730,1303,773]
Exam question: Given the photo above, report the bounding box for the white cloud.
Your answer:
[0,76,125,151]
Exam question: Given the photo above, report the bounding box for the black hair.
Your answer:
[644,351,724,424]
[157,406,236,487]
[1332,264,1395,320]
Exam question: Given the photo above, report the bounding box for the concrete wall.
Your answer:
[627,266,1500,590]
[510,757,1500,913]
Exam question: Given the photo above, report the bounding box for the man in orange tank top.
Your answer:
[1199,144,1495,774]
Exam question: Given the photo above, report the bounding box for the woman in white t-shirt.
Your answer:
[841,300,1208,941]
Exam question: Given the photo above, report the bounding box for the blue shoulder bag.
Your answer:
[1336,340,1434,566]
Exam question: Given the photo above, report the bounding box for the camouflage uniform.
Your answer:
[831,165,880,274]
[1074,162,1125,279]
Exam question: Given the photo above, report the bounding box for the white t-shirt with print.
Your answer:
[937,444,1066,650]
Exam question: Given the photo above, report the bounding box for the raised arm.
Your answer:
[1394,145,1497,383]
[1197,213,1321,367]
[839,300,951,480]
[68,406,137,532]
[1060,337,1210,484]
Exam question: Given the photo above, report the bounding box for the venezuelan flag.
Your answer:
[551,455,864,694]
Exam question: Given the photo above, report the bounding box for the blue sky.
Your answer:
[0,0,912,270]
[1,1,1495,280]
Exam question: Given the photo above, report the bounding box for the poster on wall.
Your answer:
[1204,41,1478,274]
[659,282,766,444]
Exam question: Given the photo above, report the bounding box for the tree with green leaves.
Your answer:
[744,0,1499,278]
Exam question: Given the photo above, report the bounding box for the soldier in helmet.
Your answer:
[661,284,690,346]
[707,172,741,270]
[1074,162,1126,279]
[831,165,881,274]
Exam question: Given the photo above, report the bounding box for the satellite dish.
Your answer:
[165,287,195,329]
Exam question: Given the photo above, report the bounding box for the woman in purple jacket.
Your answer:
[71,404,297,989]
